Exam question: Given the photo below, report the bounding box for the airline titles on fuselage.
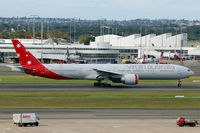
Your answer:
[127,64,175,73]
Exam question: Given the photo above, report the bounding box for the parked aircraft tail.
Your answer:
[160,51,164,59]
[142,54,146,64]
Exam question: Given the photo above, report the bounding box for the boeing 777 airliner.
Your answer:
[11,40,194,87]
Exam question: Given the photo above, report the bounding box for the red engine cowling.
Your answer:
[121,74,139,85]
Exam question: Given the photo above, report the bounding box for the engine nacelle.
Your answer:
[121,74,139,85]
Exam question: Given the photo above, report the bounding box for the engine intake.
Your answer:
[121,74,139,85]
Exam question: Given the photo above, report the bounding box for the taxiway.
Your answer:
[0,84,199,92]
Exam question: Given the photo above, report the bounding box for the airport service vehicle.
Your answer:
[13,113,40,127]
[176,116,199,127]
[11,40,194,87]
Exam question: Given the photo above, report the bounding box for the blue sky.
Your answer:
[1,0,200,20]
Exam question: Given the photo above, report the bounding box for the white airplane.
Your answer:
[65,47,83,63]
[11,40,194,87]
[137,52,164,64]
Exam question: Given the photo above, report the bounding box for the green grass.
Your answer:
[0,75,199,84]
[0,70,13,72]
[0,75,93,84]
[0,91,200,109]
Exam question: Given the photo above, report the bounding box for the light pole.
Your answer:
[73,19,75,43]
[70,19,72,43]
[73,18,78,43]
[30,15,39,39]
[41,19,44,63]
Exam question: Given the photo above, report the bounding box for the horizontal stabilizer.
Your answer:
[7,65,36,72]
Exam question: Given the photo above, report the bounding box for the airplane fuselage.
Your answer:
[44,64,193,80]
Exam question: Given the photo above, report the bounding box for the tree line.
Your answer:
[0,21,200,45]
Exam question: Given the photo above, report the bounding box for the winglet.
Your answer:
[12,40,41,67]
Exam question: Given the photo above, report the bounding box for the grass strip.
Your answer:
[0,91,200,109]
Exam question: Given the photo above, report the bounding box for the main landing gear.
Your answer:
[93,80,111,87]
[178,79,183,87]
[94,82,111,87]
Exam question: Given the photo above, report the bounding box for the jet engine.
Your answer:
[121,74,139,85]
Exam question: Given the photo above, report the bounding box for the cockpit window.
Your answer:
[188,69,191,72]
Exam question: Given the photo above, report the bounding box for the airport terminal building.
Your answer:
[0,33,200,64]
[0,39,119,64]
[95,33,200,60]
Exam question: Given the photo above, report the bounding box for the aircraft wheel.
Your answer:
[101,83,106,87]
[94,82,101,87]
[178,83,181,87]
[94,83,111,87]
[102,83,111,87]
[106,84,111,87]
[94,83,98,87]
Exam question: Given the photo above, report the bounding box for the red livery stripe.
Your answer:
[135,74,138,84]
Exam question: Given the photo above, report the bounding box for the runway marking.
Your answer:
[175,96,185,98]
[193,80,200,82]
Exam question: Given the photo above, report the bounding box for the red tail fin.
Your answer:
[160,52,164,59]
[12,40,70,79]
[142,54,146,64]
[12,40,41,67]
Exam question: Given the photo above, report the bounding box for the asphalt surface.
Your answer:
[0,84,199,120]
[0,84,199,92]
[1,109,200,119]
[1,119,200,133]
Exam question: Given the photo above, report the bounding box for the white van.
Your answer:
[13,113,40,127]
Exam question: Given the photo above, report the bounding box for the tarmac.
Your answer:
[0,119,200,133]
[0,109,200,119]
[0,109,200,133]
[0,84,199,92]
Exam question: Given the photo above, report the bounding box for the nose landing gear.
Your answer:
[178,79,183,87]
[178,82,181,87]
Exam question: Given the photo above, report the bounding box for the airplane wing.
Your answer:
[93,69,122,78]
